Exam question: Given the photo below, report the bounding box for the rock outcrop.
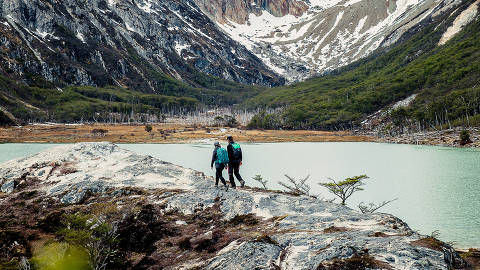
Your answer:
[0,142,467,269]
[195,0,308,24]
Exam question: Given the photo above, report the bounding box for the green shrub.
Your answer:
[460,130,472,145]
[145,124,153,133]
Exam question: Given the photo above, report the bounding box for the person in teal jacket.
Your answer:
[211,141,229,190]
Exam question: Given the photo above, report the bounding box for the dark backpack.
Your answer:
[231,143,241,160]
[216,147,229,165]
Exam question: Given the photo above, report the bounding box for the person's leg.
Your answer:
[217,166,227,186]
[215,168,220,186]
[233,162,245,187]
[228,163,236,188]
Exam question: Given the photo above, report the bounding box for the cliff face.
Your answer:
[195,0,308,24]
[0,142,467,269]
[0,0,285,90]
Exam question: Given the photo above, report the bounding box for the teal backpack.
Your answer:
[216,147,229,165]
[231,143,241,160]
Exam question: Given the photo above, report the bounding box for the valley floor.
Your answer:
[0,124,373,144]
[0,124,478,149]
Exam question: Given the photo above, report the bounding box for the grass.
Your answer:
[0,123,373,143]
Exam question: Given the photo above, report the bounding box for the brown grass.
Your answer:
[459,249,480,269]
[322,226,352,233]
[0,123,374,143]
[410,237,445,251]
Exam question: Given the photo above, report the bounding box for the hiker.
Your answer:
[211,142,229,190]
[226,136,245,188]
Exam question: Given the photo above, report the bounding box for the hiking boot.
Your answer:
[214,185,218,188]
[240,180,245,188]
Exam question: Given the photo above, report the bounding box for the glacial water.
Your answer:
[1,142,479,248]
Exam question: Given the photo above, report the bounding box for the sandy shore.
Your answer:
[0,123,373,144]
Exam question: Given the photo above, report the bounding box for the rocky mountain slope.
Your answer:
[0,0,284,91]
[200,0,464,82]
[244,0,480,130]
[0,142,469,269]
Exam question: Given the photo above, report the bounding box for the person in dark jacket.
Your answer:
[211,141,228,190]
[226,136,245,188]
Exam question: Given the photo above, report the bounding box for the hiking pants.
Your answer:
[215,166,227,186]
[228,161,243,187]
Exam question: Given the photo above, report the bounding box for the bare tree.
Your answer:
[19,256,30,270]
[279,174,311,196]
[86,223,119,270]
[358,198,398,214]
[319,175,369,205]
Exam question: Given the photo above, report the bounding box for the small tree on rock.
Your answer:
[358,198,398,214]
[279,174,310,196]
[252,175,268,190]
[319,175,369,205]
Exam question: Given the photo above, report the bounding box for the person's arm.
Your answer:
[239,147,243,162]
[227,144,233,161]
[211,149,217,168]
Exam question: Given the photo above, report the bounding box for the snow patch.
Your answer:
[124,22,136,32]
[76,31,86,43]
[174,42,189,56]
[391,94,418,110]
[438,0,479,45]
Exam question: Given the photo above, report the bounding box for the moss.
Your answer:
[316,254,392,270]
[459,248,480,268]
[0,260,20,270]
[323,226,351,233]
[254,234,278,245]
[178,237,192,250]
[228,213,260,226]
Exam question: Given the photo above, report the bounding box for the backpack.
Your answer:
[231,143,242,160]
[216,147,229,165]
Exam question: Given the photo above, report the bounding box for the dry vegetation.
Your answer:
[0,123,373,143]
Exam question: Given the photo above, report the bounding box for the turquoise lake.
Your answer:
[1,142,479,248]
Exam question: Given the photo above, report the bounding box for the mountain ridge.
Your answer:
[206,0,462,82]
[0,0,284,91]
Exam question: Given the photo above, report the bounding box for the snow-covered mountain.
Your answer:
[196,0,463,82]
[0,0,284,91]
[0,0,470,92]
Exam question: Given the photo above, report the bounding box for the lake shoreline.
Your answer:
[367,127,480,149]
[1,142,478,269]
[0,124,478,149]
